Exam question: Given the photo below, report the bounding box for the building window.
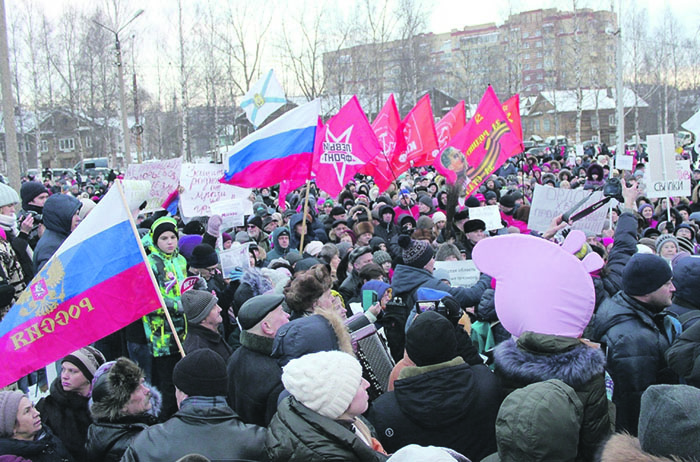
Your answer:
[543,119,551,131]
[58,138,75,152]
[591,114,600,130]
[0,140,4,153]
[84,136,92,148]
[608,114,616,127]
[41,140,48,152]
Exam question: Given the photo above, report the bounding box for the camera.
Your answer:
[602,177,624,202]
[18,210,42,228]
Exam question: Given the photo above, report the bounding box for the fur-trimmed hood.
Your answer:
[599,434,680,462]
[494,332,605,389]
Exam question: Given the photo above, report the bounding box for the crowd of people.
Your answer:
[1,147,700,461]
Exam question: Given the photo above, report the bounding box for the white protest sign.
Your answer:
[615,154,634,171]
[125,157,182,213]
[645,159,691,199]
[219,243,251,277]
[528,184,607,234]
[210,198,254,229]
[434,260,480,288]
[647,134,677,184]
[120,180,152,217]
[467,205,502,230]
[575,144,584,158]
[179,163,253,218]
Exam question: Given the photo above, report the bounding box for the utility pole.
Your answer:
[615,0,625,160]
[0,0,19,189]
[131,34,143,163]
[93,9,144,168]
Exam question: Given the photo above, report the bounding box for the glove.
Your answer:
[207,215,223,236]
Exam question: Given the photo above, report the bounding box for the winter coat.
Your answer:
[35,379,91,462]
[492,332,611,462]
[144,245,188,357]
[289,213,328,252]
[0,238,26,317]
[338,271,364,308]
[265,227,299,263]
[227,330,283,427]
[266,397,388,462]
[589,291,677,435]
[33,194,81,272]
[598,433,678,462]
[85,414,157,462]
[598,212,638,306]
[367,357,502,462]
[374,206,398,248]
[183,323,232,361]
[120,400,268,462]
[0,427,74,462]
[391,263,490,311]
[665,318,700,387]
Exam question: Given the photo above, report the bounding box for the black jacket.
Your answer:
[492,332,611,462]
[227,330,283,427]
[597,211,638,308]
[85,414,157,462]
[0,427,74,462]
[589,291,677,435]
[121,400,269,462]
[666,317,700,387]
[366,357,502,462]
[338,271,364,308]
[33,194,81,272]
[183,323,233,361]
[36,379,91,462]
[266,397,388,462]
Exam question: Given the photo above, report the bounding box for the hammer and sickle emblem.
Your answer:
[475,113,484,124]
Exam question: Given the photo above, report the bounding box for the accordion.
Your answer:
[345,313,395,401]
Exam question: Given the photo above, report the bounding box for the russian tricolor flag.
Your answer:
[220,99,320,188]
[0,181,164,388]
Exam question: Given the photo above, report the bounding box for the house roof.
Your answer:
[536,87,648,113]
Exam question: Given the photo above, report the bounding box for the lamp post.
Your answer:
[93,9,144,167]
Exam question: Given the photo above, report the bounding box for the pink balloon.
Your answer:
[472,233,598,338]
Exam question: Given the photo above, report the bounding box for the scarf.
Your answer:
[0,213,18,238]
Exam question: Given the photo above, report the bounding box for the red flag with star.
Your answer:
[312,96,382,197]
[435,100,466,150]
[360,94,405,193]
[390,94,439,174]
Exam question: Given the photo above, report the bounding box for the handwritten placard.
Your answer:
[646,160,691,199]
[179,163,252,219]
[528,184,607,234]
[210,198,253,229]
[125,158,182,213]
[219,243,251,277]
[467,205,503,231]
[434,260,480,288]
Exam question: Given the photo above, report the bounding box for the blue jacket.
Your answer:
[33,194,81,272]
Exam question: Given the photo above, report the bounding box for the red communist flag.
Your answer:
[433,86,522,197]
[312,96,381,197]
[361,94,405,193]
[390,94,439,174]
[502,95,525,153]
[435,100,466,150]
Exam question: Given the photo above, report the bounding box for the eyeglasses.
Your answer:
[247,225,257,229]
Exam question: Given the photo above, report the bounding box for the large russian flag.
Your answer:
[220,99,320,188]
[0,181,164,388]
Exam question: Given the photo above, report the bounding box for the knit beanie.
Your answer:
[638,384,700,460]
[221,232,233,244]
[247,215,263,230]
[0,183,19,208]
[672,256,700,302]
[172,349,228,397]
[405,311,457,366]
[178,234,203,260]
[20,181,48,209]
[622,253,673,296]
[181,289,218,324]
[638,203,654,215]
[655,234,679,255]
[151,217,178,244]
[373,250,392,267]
[281,351,363,420]
[416,216,434,230]
[188,243,219,269]
[0,391,24,437]
[304,241,323,257]
[398,234,434,268]
[62,346,106,382]
[432,211,447,224]
[676,236,694,254]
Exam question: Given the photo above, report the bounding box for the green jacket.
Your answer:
[143,246,188,357]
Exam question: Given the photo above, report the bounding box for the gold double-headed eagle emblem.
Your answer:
[16,260,66,318]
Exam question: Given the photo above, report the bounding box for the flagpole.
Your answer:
[116,180,186,358]
[299,180,311,252]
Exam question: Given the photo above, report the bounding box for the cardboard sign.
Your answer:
[647,134,677,184]
[125,158,182,213]
[210,198,254,229]
[528,184,607,234]
[179,163,253,218]
[219,243,251,277]
[467,205,503,231]
[615,154,634,171]
[434,260,480,288]
[646,160,691,199]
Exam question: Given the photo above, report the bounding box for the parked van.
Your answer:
[74,157,110,176]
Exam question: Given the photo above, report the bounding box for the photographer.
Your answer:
[14,181,49,282]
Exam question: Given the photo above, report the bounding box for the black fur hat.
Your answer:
[90,357,144,422]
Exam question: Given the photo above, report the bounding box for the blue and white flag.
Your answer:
[240,69,287,129]
[681,108,700,153]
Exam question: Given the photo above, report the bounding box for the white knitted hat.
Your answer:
[281,351,362,420]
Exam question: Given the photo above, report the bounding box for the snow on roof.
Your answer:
[538,87,648,113]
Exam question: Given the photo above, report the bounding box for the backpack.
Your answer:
[664,310,700,346]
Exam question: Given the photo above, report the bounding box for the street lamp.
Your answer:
[93,9,144,167]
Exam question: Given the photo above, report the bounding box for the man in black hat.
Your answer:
[181,289,232,361]
[367,311,502,461]
[338,246,374,308]
[245,215,270,252]
[589,253,678,435]
[122,349,267,462]
[227,294,289,426]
